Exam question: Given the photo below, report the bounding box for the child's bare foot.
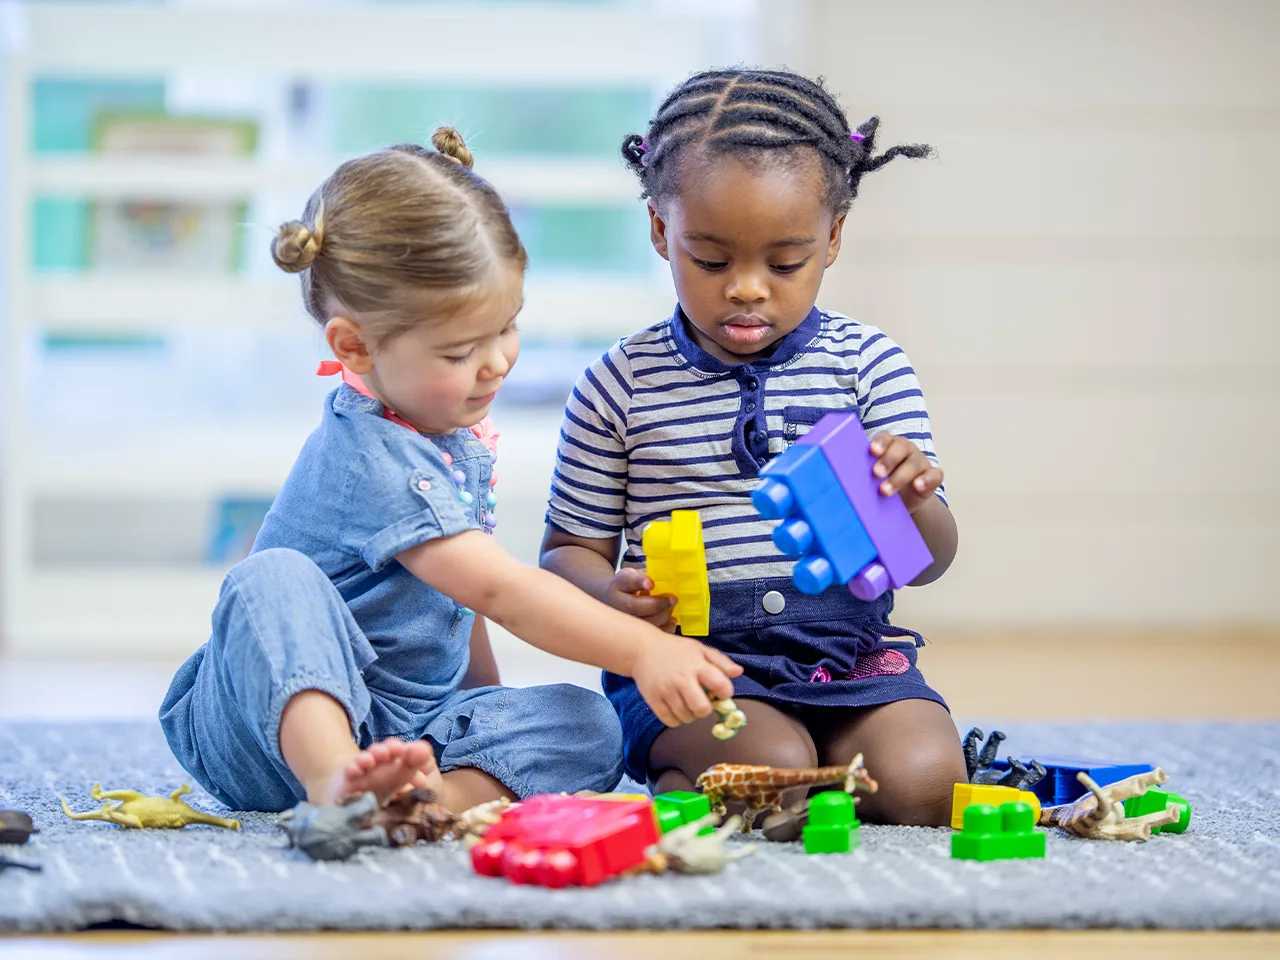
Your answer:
[311,738,442,806]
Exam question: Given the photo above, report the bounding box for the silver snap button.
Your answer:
[762,590,786,614]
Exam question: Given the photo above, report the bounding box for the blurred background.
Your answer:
[0,0,1276,720]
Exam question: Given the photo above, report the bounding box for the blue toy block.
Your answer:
[796,413,933,592]
[753,444,878,594]
[991,756,1156,806]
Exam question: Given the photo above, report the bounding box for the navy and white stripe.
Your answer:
[546,307,944,583]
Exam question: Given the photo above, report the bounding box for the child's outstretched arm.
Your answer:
[397,531,740,726]
[539,527,676,629]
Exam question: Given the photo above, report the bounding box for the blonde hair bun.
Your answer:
[431,126,475,168]
[272,218,324,273]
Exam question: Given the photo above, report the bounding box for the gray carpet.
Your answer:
[1,719,1277,932]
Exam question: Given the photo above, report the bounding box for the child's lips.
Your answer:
[721,316,772,346]
[470,390,498,405]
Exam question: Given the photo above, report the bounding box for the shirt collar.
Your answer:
[669,304,823,375]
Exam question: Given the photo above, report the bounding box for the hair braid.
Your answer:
[620,68,932,214]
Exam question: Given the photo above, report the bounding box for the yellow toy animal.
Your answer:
[60,783,241,830]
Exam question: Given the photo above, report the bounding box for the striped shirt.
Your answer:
[545,306,944,583]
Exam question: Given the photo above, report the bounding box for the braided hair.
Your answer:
[621,69,932,214]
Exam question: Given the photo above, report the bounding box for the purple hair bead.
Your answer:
[850,131,866,142]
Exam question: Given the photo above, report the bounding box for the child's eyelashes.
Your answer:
[444,349,475,364]
[688,256,810,275]
[691,256,728,272]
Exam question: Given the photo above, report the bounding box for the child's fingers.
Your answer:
[612,568,653,593]
[619,592,675,619]
[697,661,737,702]
[881,451,929,496]
[675,677,713,721]
[702,646,743,678]
[910,466,944,497]
[872,439,911,481]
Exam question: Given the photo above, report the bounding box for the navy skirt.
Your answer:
[603,577,948,784]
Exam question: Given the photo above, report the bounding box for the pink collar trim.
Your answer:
[316,361,500,453]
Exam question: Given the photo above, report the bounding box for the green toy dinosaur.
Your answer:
[60,783,241,830]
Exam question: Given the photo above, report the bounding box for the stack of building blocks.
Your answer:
[951,802,1046,862]
[643,509,711,636]
[991,756,1156,806]
[1123,787,1192,834]
[470,794,658,888]
[652,791,712,835]
[802,791,860,854]
[951,782,1042,830]
[752,412,932,600]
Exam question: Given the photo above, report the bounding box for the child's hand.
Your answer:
[869,432,944,514]
[632,637,742,727]
[603,568,677,630]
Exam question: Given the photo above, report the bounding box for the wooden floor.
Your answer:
[3,628,1278,957]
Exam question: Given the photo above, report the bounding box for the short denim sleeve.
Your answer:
[343,426,478,572]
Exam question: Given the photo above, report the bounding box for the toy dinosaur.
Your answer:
[0,856,41,873]
[0,809,38,845]
[711,697,748,741]
[1040,768,1181,840]
[696,753,878,832]
[963,727,1047,791]
[370,787,459,846]
[60,784,240,830]
[278,792,389,861]
[645,813,755,874]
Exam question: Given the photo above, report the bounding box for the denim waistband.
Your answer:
[706,577,899,633]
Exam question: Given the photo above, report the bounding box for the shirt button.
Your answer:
[746,378,759,390]
[762,591,786,614]
[745,401,756,413]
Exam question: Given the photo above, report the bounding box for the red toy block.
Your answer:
[469,794,659,888]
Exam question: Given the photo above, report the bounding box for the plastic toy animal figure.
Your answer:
[1040,768,1181,840]
[696,754,878,831]
[711,697,748,741]
[0,856,41,873]
[371,788,459,846]
[963,727,1047,791]
[60,784,241,831]
[0,809,38,845]
[278,792,389,861]
[647,813,754,874]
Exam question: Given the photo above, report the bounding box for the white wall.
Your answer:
[793,0,1279,627]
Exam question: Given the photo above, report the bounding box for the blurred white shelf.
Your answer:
[28,424,314,499]
[14,1,747,82]
[30,156,641,206]
[33,274,675,337]
[8,567,227,655]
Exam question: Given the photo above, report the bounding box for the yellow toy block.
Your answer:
[643,510,711,637]
[951,782,1041,829]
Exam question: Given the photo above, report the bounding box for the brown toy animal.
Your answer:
[369,788,459,846]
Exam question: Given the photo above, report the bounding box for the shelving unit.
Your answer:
[0,0,769,654]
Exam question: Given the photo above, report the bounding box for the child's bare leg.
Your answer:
[279,690,442,805]
[809,698,966,826]
[650,699,818,817]
[439,768,517,812]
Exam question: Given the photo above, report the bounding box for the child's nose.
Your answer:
[479,341,511,379]
[726,269,768,304]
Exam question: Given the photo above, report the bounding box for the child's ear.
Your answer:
[325,316,374,374]
[647,201,671,261]
[825,214,846,267]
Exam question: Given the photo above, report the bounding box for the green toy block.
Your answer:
[803,821,861,854]
[653,790,712,835]
[951,802,1046,862]
[1123,787,1191,834]
[802,790,860,854]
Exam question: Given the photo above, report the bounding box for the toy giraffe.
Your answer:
[60,783,241,831]
[696,754,877,832]
[1039,768,1180,840]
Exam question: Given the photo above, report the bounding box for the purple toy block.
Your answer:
[797,413,932,590]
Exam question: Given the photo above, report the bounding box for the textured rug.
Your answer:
[0,719,1277,932]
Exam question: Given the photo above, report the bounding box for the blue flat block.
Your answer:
[759,446,878,586]
[991,756,1156,806]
